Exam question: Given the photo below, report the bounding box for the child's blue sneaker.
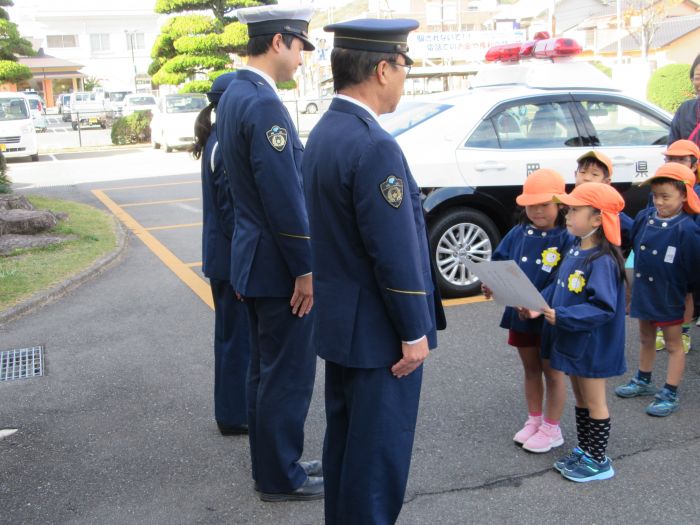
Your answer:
[562,454,614,482]
[646,387,679,417]
[553,447,585,473]
[614,376,656,398]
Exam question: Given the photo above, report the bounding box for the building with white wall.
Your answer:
[8,0,164,102]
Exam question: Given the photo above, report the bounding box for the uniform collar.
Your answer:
[333,94,378,121]
[240,66,279,98]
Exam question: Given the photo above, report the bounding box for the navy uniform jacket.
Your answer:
[669,98,700,145]
[541,246,626,378]
[216,69,311,297]
[201,127,234,280]
[302,97,444,368]
[492,224,573,333]
[630,208,700,321]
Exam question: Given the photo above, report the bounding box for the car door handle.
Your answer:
[612,156,635,166]
[475,161,507,171]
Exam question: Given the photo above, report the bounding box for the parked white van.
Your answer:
[0,92,39,161]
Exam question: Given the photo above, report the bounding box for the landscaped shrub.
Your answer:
[647,64,695,113]
[0,152,10,194]
[111,110,152,145]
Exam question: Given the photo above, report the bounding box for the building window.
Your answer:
[126,32,145,51]
[47,35,78,48]
[90,33,111,53]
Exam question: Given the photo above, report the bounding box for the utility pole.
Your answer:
[616,0,622,65]
[125,30,137,93]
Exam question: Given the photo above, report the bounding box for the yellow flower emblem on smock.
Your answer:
[567,270,586,293]
[541,247,561,268]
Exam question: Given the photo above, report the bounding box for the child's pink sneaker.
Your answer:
[513,415,541,445]
[522,422,564,453]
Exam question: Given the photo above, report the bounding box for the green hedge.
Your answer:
[647,64,695,113]
[111,111,152,145]
[0,151,9,193]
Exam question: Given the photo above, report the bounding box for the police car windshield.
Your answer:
[379,100,453,137]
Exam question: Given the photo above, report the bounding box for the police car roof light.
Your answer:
[519,32,551,58]
[486,35,581,62]
[532,37,582,59]
[485,43,522,62]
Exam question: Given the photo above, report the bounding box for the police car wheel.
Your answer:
[429,208,500,298]
[306,103,318,114]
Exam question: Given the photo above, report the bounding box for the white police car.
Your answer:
[382,36,670,297]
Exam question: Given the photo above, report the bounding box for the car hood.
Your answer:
[158,112,199,132]
[0,120,32,134]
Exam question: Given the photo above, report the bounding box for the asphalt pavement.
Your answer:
[2,160,700,524]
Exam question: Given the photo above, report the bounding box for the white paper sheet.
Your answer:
[465,259,549,311]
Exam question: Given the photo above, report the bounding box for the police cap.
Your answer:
[236,5,315,52]
[323,18,419,58]
[207,72,236,104]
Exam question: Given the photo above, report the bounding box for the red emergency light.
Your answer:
[485,35,582,62]
[532,37,582,58]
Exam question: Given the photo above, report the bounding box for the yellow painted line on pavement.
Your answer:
[185,261,202,268]
[92,189,213,310]
[145,222,203,231]
[100,180,199,191]
[120,197,201,208]
[442,296,490,307]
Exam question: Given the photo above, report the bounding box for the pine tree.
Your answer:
[150,0,274,93]
[0,0,34,84]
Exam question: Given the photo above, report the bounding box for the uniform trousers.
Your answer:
[210,279,250,427]
[246,297,316,493]
[323,361,423,525]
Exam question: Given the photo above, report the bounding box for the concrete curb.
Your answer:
[0,216,128,327]
[39,144,148,155]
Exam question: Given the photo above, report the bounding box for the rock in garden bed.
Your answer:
[0,233,77,256]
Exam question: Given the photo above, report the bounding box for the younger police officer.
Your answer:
[302,18,446,524]
[194,72,250,436]
[216,6,322,501]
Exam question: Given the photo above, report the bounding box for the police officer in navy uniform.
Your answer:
[215,5,323,501]
[302,18,446,524]
[193,72,251,437]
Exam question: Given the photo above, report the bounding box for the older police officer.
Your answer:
[216,6,322,501]
[194,72,250,437]
[302,18,446,524]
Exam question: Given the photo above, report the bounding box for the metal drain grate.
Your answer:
[0,346,44,381]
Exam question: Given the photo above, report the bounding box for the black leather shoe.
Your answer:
[217,423,248,436]
[300,460,322,477]
[254,461,322,492]
[259,476,324,502]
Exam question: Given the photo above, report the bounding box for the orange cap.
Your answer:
[577,150,614,180]
[554,182,625,246]
[663,139,700,160]
[642,162,700,214]
[515,168,566,206]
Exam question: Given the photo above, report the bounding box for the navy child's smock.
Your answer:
[492,224,573,333]
[630,208,700,322]
[541,246,626,378]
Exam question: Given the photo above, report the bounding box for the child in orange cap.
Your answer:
[615,163,700,418]
[574,150,634,247]
[663,139,700,177]
[653,139,700,352]
[483,169,573,453]
[523,182,627,482]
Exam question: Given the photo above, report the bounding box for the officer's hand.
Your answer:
[291,274,313,317]
[235,291,245,302]
[481,284,493,299]
[391,337,429,378]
